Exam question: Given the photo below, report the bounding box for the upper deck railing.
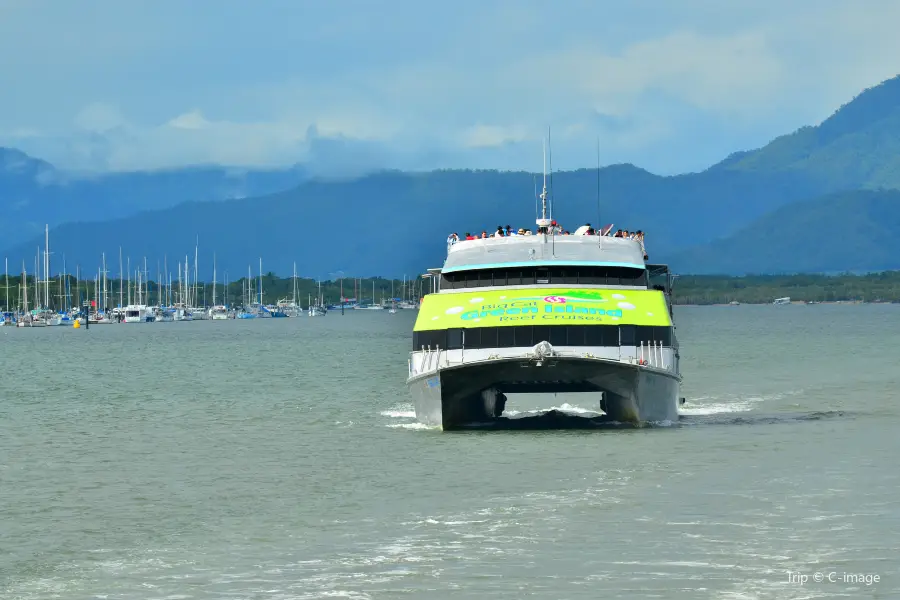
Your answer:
[441,231,648,275]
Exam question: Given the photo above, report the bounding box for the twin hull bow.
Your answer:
[406,284,681,429]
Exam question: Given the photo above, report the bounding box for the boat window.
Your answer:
[463,328,480,348]
[507,270,522,286]
[480,327,498,348]
[497,327,516,347]
[477,271,493,288]
[549,326,568,346]
[566,325,585,346]
[536,268,550,284]
[514,325,533,346]
[446,328,463,349]
[532,325,551,344]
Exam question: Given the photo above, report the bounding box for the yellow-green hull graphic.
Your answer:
[413,288,671,331]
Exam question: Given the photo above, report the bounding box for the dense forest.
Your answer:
[673,272,900,304]
[3,271,900,312]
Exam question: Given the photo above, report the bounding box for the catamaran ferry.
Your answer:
[406,165,682,429]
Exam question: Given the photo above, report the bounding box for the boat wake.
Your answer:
[381,392,851,431]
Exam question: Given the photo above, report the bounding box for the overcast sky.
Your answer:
[1,0,898,175]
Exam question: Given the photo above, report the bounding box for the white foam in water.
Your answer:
[679,390,804,416]
[387,422,435,430]
[380,403,415,418]
[552,402,598,415]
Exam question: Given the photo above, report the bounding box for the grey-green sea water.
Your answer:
[1,305,898,599]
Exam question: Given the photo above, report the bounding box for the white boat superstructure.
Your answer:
[210,305,228,320]
[124,304,155,323]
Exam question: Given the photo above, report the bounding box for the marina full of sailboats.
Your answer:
[1,226,422,327]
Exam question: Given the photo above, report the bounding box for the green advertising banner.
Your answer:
[413,288,671,331]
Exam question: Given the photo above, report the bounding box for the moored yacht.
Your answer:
[154,307,175,322]
[124,304,155,323]
[209,305,229,320]
[173,303,193,321]
[406,165,682,429]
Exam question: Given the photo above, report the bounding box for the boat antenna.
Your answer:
[596,136,601,227]
[533,174,539,222]
[536,135,552,234]
[547,126,554,220]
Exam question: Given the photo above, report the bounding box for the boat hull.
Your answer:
[407,357,680,430]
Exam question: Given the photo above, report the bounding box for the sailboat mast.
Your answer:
[22,261,27,315]
[213,254,217,306]
[258,258,262,305]
[44,224,50,309]
[101,252,106,312]
[61,256,66,311]
[194,237,199,307]
[540,138,548,221]
[118,247,123,308]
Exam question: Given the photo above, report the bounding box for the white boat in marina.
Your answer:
[16,265,46,327]
[308,281,326,316]
[773,297,791,305]
[354,280,385,309]
[209,305,229,320]
[154,307,175,322]
[173,303,193,321]
[17,314,47,327]
[124,304,155,323]
[40,310,63,326]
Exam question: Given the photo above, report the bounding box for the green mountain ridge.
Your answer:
[716,74,900,190]
[670,189,900,274]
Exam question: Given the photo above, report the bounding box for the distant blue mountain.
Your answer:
[5,74,900,277]
[669,190,900,274]
[0,166,828,279]
[0,147,308,248]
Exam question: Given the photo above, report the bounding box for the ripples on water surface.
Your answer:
[1,305,898,599]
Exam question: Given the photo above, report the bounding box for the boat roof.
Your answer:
[442,234,646,274]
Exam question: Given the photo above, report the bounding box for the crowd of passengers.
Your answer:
[446,222,647,258]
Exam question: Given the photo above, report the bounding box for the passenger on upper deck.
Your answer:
[450,222,647,258]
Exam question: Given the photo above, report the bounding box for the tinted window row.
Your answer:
[440,266,648,289]
[413,325,672,350]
